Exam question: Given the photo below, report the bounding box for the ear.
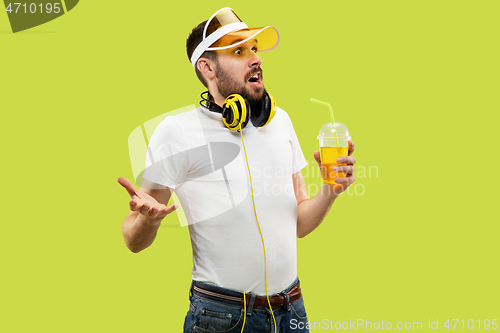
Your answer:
[197,58,217,81]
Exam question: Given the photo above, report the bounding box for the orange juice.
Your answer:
[320,147,349,184]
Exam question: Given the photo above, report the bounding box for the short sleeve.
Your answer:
[284,112,308,174]
[142,117,189,189]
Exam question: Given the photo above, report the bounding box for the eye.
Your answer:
[252,47,258,53]
[234,48,241,55]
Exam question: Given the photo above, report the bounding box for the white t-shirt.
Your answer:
[143,106,307,295]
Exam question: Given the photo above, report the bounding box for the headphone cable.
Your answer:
[238,123,277,333]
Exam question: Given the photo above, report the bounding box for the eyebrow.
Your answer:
[230,38,259,47]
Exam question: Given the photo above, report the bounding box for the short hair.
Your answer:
[186,20,218,88]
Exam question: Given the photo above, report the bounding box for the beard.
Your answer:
[216,65,266,105]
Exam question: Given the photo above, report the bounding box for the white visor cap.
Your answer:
[190,7,280,68]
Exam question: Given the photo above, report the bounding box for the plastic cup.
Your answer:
[317,122,351,184]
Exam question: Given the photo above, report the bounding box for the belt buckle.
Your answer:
[280,290,290,309]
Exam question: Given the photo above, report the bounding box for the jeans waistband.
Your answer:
[190,277,301,308]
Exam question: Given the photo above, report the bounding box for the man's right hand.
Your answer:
[117,177,178,224]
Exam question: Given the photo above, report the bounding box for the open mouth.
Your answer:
[247,72,262,87]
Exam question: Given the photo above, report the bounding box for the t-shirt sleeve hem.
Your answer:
[142,171,180,190]
[292,160,308,175]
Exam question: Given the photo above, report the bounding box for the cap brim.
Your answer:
[207,26,280,52]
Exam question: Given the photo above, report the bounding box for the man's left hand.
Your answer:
[313,140,356,196]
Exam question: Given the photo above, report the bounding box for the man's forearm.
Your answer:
[122,213,162,253]
[296,184,339,238]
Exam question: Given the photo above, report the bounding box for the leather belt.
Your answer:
[192,282,301,308]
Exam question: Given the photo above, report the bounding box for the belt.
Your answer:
[192,282,302,308]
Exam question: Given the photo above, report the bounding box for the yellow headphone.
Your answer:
[200,91,277,130]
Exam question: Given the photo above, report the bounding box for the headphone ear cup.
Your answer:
[251,93,276,127]
[222,94,250,130]
[221,104,234,126]
[240,99,251,129]
[266,93,277,126]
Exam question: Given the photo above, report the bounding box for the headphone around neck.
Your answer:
[200,91,277,130]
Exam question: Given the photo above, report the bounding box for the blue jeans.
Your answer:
[183,278,309,333]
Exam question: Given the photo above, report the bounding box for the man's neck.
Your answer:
[207,88,225,108]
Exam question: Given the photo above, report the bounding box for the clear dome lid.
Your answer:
[317,122,351,148]
[317,122,350,140]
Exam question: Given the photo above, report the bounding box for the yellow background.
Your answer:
[1,0,499,331]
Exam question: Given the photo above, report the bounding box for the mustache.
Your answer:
[245,67,263,81]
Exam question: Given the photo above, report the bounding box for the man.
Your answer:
[118,7,356,333]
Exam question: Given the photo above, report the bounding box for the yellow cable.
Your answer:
[238,124,277,333]
[241,291,246,333]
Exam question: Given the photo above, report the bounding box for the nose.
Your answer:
[249,52,263,68]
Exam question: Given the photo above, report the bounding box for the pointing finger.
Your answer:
[118,177,138,198]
